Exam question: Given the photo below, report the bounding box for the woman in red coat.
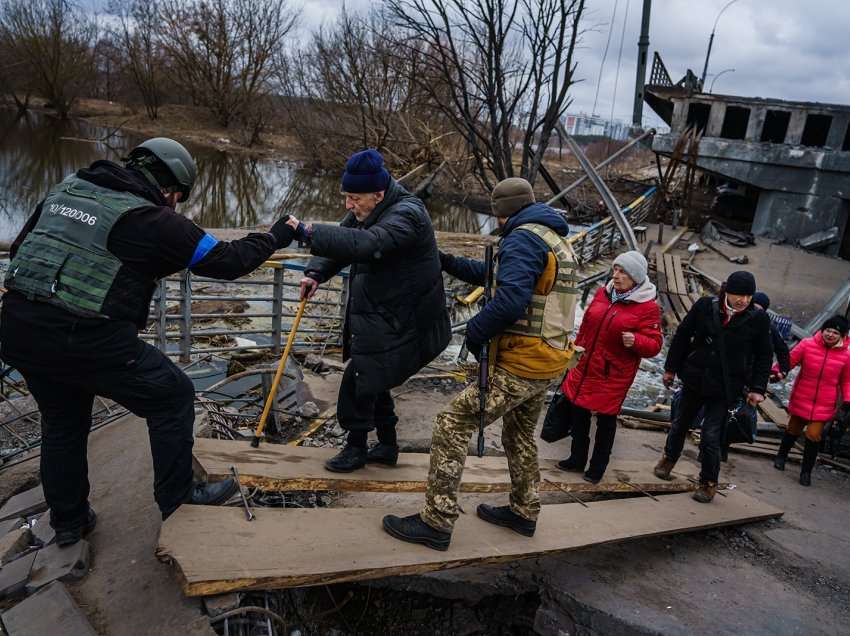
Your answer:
[773,315,850,486]
[558,251,663,483]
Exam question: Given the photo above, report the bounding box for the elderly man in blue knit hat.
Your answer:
[287,149,451,471]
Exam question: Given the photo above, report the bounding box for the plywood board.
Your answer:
[758,400,790,427]
[157,491,783,596]
[193,438,696,494]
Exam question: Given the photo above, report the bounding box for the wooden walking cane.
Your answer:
[251,298,308,447]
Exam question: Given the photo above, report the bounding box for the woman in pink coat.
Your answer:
[773,315,850,486]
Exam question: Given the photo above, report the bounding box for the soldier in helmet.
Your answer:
[0,138,297,547]
[382,177,579,551]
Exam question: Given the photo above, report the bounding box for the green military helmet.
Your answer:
[126,137,197,202]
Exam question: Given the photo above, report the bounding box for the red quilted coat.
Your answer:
[562,279,663,415]
[776,332,850,422]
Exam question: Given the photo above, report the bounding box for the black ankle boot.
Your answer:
[367,443,399,466]
[325,445,368,472]
[55,508,97,548]
[800,438,818,487]
[476,504,536,537]
[382,513,451,551]
[557,456,586,472]
[774,433,797,471]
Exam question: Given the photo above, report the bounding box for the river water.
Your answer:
[0,108,491,244]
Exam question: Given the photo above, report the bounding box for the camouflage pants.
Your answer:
[421,366,551,532]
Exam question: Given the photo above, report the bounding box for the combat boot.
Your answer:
[773,432,797,471]
[382,513,451,551]
[366,443,399,466]
[324,445,368,473]
[692,481,717,503]
[653,454,676,481]
[476,504,536,537]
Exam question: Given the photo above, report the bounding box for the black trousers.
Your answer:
[18,342,195,529]
[664,386,727,484]
[337,364,398,446]
[568,404,618,477]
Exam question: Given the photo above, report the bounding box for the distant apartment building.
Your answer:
[562,113,632,140]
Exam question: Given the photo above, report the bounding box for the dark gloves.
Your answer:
[464,336,484,363]
[269,215,295,249]
[292,221,312,244]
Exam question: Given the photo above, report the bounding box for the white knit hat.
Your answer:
[613,250,648,284]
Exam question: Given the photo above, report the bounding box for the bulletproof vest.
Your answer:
[5,175,153,320]
[495,223,579,350]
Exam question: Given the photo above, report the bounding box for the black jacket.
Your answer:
[305,179,450,395]
[1,161,294,372]
[665,295,773,401]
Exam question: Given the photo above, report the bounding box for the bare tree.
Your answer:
[158,0,298,131]
[110,0,165,119]
[281,8,449,170]
[0,0,97,119]
[385,0,586,189]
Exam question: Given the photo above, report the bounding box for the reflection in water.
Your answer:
[0,108,485,243]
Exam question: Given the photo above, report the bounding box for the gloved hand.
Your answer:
[286,215,312,244]
[464,336,484,363]
[300,277,319,300]
[269,215,295,249]
[438,250,451,271]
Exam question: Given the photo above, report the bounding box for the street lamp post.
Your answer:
[709,68,735,93]
[700,0,741,89]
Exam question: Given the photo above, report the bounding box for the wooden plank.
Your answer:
[664,253,680,294]
[671,255,689,296]
[192,438,696,494]
[157,491,783,596]
[659,227,688,254]
[758,399,790,427]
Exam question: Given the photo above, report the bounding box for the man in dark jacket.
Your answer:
[287,149,450,472]
[655,271,773,502]
[1,138,296,546]
[752,291,791,379]
[382,178,579,551]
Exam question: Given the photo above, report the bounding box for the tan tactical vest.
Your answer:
[495,223,579,350]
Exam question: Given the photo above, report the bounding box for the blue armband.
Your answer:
[189,233,219,268]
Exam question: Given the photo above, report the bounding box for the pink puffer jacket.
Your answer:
[776,332,850,422]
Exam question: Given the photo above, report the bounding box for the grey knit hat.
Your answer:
[613,250,648,285]
[491,177,535,217]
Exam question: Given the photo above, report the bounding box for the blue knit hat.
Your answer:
[341,149,390,193]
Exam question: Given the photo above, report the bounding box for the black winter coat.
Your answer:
[665,295,773,401]
[305,179,450,396]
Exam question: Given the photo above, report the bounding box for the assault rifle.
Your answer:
[477,244,495,458]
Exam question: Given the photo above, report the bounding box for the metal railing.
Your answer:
[567,186,656,265]
[143,261,348,362]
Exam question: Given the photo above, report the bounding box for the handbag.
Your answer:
[540,380,573,443]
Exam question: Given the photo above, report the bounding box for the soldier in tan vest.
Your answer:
[382,177,579,550]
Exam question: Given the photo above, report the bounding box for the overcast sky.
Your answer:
[294,0,850,129]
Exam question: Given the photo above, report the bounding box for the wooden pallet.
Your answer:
[654,252,699,329]
[157,491,783,596]
[193,438,696,494]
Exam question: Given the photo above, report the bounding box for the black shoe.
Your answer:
[799,471,812,487]
[476,504,536,537]
[367,443,399,466]
[382,513,451,551]
[55,508,97,548]
[773,455,786,471]
[325,445,368,473]
[583,471,603,484]
[557,456,586,472]
[189,478,240,506]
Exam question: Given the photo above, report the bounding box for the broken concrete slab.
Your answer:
[158,490,782,596]
[0,516,24,537]
[0,551,37,599]
[1,581,97,636]
[0,486,46,523]
[29,512,55,548]
[0,527,32,566]
[203,592,241,618]
[26,540,90,593]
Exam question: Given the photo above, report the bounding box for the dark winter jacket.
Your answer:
[665,295,773,402]
[304,179,450,396]
[563,279,663,415]
[439,202,571,379]
[1,161,294,372]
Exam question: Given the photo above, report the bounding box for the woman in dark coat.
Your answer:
[558,251,663,483]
